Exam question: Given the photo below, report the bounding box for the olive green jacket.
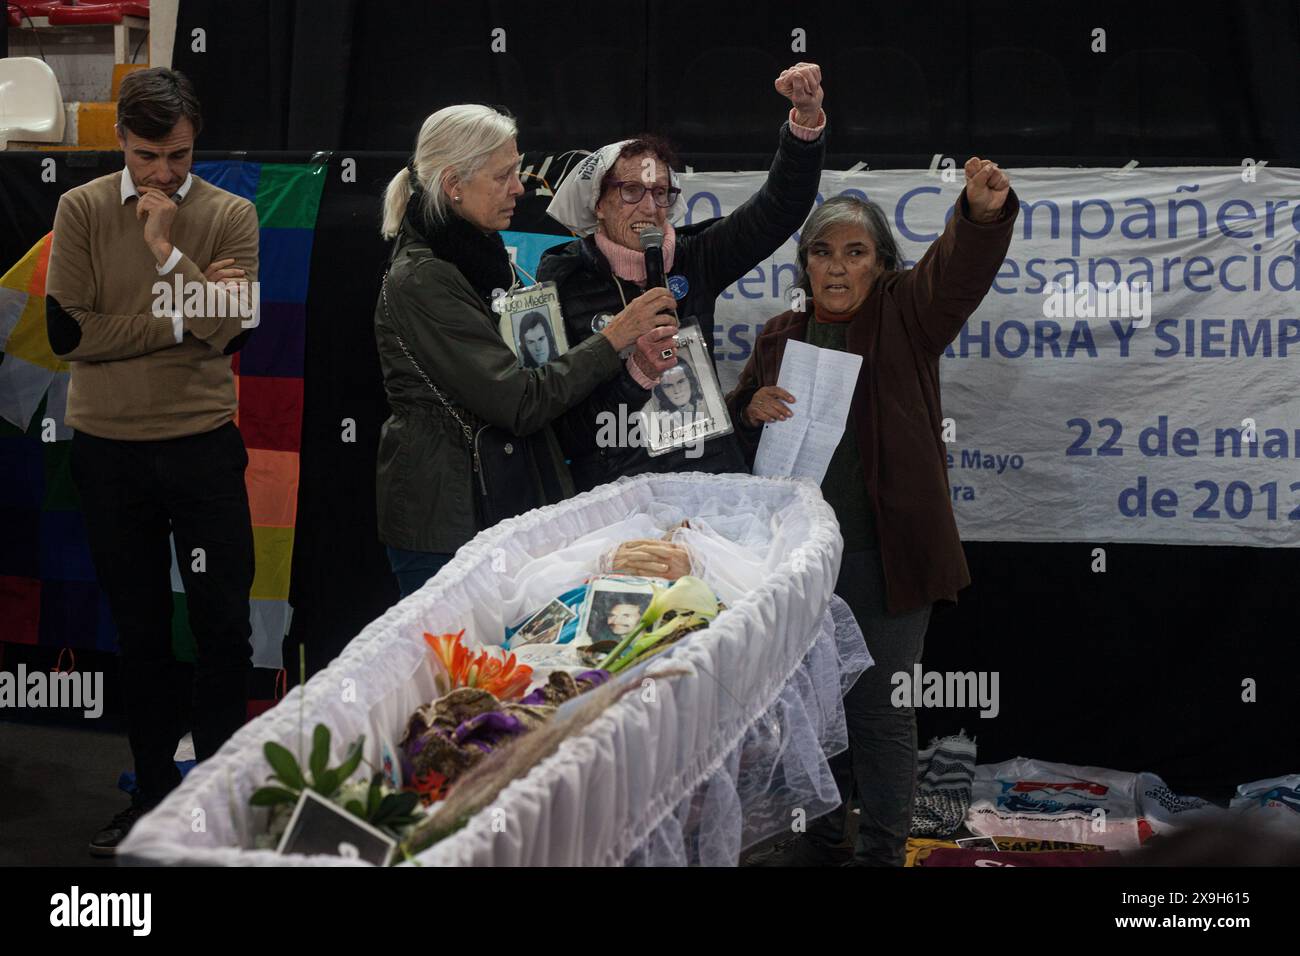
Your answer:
[374,230,623,552]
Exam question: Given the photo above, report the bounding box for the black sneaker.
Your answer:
[744,835,854,867]
[89,803,144,858]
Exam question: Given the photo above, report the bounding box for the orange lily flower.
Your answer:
[423,631,534,701]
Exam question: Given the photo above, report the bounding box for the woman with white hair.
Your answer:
[728,159,1020,866]
[374,104,675,597]
[536,64,827,492]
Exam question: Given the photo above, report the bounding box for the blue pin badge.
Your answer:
[668,275,690,300]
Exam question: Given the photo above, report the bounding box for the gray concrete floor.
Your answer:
[0,721,133,866]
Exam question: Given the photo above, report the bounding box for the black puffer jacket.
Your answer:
[537,121,825,492]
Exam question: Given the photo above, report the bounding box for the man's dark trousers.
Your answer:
[72,421,254,809]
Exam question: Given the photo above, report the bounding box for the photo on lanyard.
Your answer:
[640,324,734,457]
[496,282,569,369]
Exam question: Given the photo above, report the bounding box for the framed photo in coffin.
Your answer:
[276,789,397,866]
[574,575,660,647]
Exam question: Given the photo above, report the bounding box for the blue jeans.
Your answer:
[809,547,931,866]
[386,547,453,599]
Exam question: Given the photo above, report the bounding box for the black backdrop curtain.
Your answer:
[2,0,1298,798]
[170,0,1300,160]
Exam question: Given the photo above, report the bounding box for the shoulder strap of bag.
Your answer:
[379,269,480,472]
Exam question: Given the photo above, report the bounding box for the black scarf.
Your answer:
[401,165,515,302]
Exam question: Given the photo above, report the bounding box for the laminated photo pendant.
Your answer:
[591,312,615,333]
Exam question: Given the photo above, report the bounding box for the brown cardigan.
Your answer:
[726,187,1020,614]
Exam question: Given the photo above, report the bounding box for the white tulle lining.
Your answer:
[119,473,870,867]
[626,597,870,866]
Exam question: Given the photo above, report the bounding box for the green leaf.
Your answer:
[264,742,305,791]
[336,736,365,782]
[313,768,340,797]
[309,724,331,784]
[250,786,300,807]
[344,800,366,817]
[388,791,420,815]
[373,791,420,827]
[598,622,646,670]
[366,775,383,818]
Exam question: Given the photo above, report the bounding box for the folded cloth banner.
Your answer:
[677,167,1300,548]
[911,730,977,838]
[918,847,1122,867]
[0,161,325,669]
[903,837,960,867]
[991,837,1105,852]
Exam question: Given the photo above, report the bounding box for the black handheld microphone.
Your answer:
[639,226,667,289]
[638,227,678,330]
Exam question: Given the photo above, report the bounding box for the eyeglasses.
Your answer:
[606,181,682,207]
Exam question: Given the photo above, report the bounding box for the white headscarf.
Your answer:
[546,140,684,237]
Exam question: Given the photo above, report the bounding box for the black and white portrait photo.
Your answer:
[640,324,733,456]
[513,309,559,368]
[653,357,706,418]
[496,284,569,370]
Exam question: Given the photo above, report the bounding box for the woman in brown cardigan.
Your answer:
[728,158,1018,866]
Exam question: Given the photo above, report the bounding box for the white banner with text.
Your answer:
[682,166,1300,547]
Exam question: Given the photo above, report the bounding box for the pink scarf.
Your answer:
[595,223,677,285]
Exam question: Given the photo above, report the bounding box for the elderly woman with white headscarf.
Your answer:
[373,105,676,597]
[536,63,827,492]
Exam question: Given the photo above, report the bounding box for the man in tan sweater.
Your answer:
[44,68,259,856]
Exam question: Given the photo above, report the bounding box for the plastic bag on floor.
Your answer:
[1137,772,1226,834]
[967,757,1152,850]
[1230,774,1300,828]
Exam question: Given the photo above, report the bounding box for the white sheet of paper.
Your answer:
[753,339,863,485]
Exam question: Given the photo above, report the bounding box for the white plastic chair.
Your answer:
[0,57,66,149]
